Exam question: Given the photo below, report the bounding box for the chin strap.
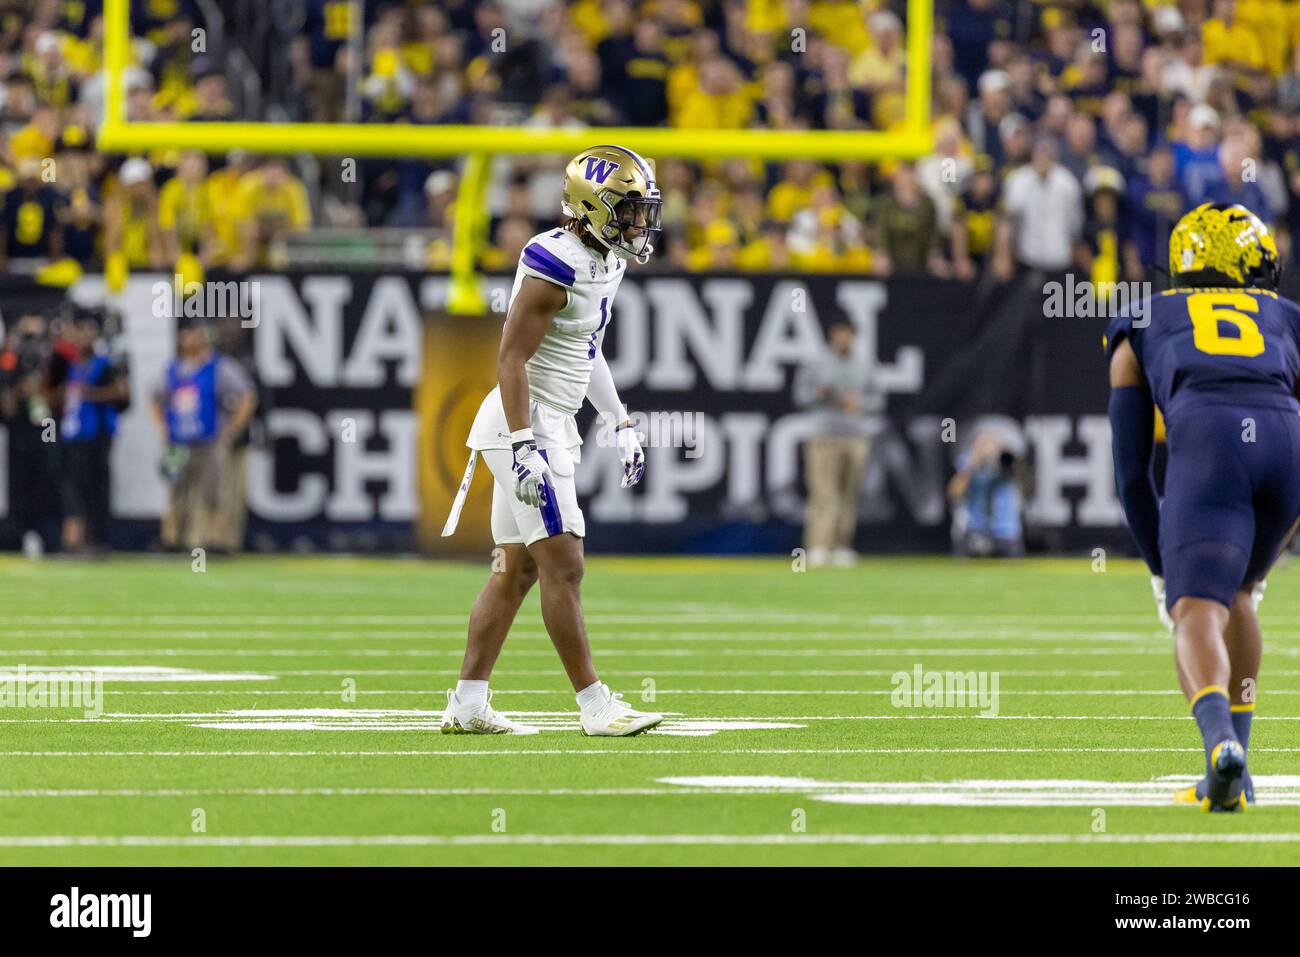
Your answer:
[589,220,652,263]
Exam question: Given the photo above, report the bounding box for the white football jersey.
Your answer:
[512,227,626,416]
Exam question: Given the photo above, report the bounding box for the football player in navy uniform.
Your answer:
[1107,203,1300,811]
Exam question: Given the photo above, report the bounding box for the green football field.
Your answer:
[1,552,1298,866]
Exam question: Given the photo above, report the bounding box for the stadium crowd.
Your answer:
[2,0,1300,282]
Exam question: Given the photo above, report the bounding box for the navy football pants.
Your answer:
[1161,404,1300,609]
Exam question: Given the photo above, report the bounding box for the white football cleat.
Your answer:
[579,685,664,737]
[440,690,539,735]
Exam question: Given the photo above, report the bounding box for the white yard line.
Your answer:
[11,746,1298,757]
[0,786,990,797]
[0,613,853,626]
[2,648,1266,658]
[1,832,1299,847]
[6,775,1300,801]
[5,712,1300,725]
[258,669,1143,677]
[14,609,1300,625]
[45,687,1300,696]
[0,630,1189,642]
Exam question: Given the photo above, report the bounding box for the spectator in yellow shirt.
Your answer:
[26,32,77,109]
[205,151,257,267]
[767,159,833,222]
[1202,0,1266,72]
[158,151,215,265]
[686,219,740,271]
[789,183,869,273]
[675,56,754,128]
[736,219,793,271]
[104,158,164,270]
[9,106,59,161]
[1235,0,1289,77]
[667,30,722,123]
[231,158,312,269]
[480,217,532,272]
[849,9,906,93]
[811,0,873,56]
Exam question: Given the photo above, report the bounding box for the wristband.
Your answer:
[510,427,536,452]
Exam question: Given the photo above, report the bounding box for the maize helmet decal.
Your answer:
[1169,202,1281,290]
[562,144,662,264]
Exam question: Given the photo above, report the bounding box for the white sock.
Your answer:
[576,680,608,714]
[455,679,489,705]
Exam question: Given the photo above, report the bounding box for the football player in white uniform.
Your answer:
[440,145,665,736]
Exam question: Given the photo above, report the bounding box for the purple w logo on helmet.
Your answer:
[583,157,620,184]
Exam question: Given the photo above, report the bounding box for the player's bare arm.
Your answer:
[497,276,568,433]
[1107,337,1145,389]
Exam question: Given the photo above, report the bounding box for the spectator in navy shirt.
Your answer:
[1124,144,1187,277]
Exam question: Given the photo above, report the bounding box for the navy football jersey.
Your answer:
[1106,287,1300,420]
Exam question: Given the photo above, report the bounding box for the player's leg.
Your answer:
[1177,586,1262,807]
[460,543,538,681]
[1169,590,1246,811]
[1213,409,1300,801]
[1161,407,1252,811]
[516,446,663,736]
[526,532,663,736]
[1225,588,1261,802]
[441,450,542,735]
[528,531,597,690]
[1172,594,1232,701]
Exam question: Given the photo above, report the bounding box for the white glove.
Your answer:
[510,428,553,508]
[615,422,645,488]
[1151,575,1174,634]
[1251,579,1267,613]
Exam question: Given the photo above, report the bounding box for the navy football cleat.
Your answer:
[1174,768,1255,809]
[1202,740,1248,812]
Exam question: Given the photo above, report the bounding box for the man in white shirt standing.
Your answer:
[993,136,1084,278]
[440,145,665,737]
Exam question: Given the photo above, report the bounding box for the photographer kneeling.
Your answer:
[947,426,1025,558]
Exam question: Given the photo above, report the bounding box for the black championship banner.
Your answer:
[0,270,1211,555]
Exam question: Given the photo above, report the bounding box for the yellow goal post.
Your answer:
[98,0,935,313]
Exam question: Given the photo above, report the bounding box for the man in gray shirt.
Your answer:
[150,318,257,552]
[793,321,875,566]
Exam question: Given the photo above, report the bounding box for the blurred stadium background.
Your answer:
[3,0,1300,562]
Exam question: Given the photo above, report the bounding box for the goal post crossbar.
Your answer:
[98,0,934,311]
